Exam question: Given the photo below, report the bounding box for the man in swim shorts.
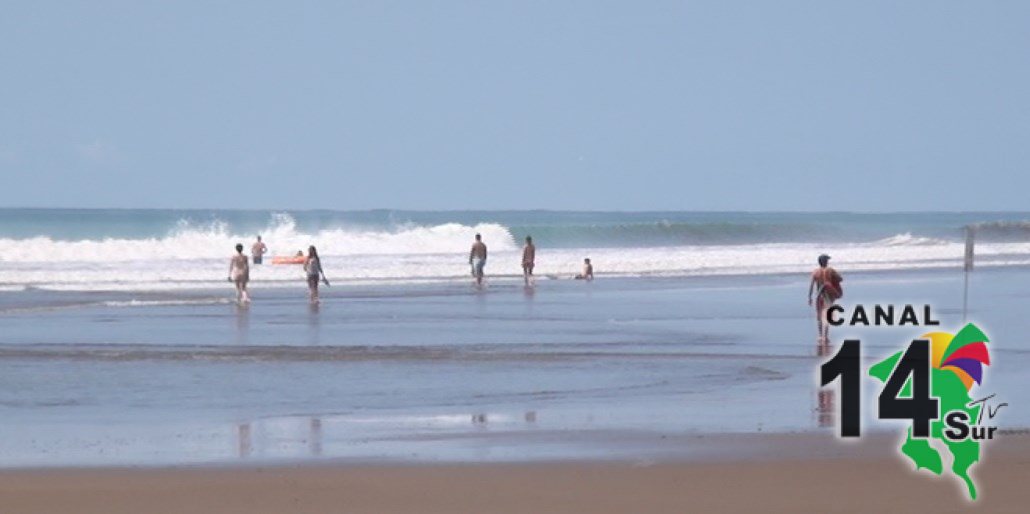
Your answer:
[251,235,267,265]
[469,233,488,286]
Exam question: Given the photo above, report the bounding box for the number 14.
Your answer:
[820,340,939,438]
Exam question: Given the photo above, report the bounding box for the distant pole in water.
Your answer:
[309,417,323,456]
[238,422,252,458]
[963,226,975,321]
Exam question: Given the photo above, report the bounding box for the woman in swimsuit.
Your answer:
[304,245,328,303]
[808,254,842,344]
[228,243,251,303]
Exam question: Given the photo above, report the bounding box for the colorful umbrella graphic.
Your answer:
[922,323,990,391]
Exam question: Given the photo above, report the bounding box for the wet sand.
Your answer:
[2,432,1026,513]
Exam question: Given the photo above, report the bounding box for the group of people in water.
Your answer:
[228,239,328,304]
[473,234,593,287]
[233,234,840,347]
[229,233,594,304]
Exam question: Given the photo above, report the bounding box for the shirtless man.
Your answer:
[521,236,536,286]
[251,236,267,265]
[575,258,593,281]
[228,243,251,303]
[808,254,843,344]
[469,234,488,286]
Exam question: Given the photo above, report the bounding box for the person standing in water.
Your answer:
[469,233,488,287]
[521,236,536,286]
[228,243,251,303]
[251,235,267,265]
[575,258,593,281]
[304,245,329,303]
[808,254,843,344]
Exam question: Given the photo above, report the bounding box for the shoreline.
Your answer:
[4,261,1027,292]
[1,432,1025,513]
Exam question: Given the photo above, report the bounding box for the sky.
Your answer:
[1,1,1028,211]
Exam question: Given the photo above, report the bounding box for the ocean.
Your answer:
[0,209,1027,466]
[3,209,1030,294]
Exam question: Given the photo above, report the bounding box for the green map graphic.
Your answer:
[869,348,982,499]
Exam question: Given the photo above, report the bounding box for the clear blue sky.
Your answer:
[1,1,1027,211]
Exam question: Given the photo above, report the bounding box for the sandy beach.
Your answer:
[2,432,1026,513]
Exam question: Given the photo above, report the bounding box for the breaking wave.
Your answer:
[2,211,1030,291]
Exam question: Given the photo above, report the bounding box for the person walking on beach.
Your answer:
[251,236,267,265]
[521,236,536,286]
[469,234,488,287]
[808,254,842,344]
[304,245,329,303]
[228,243,251,303]
[575,258,594,281]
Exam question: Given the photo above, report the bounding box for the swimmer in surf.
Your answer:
[522,236,535,286]
[575,258,593,281]
[469,234,487,287]
[251,235,267,265]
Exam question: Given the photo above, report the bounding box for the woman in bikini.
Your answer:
[228,243,251,304]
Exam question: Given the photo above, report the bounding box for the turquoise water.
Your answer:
[2,208,1029,244]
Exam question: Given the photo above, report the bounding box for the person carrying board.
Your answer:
[304,245,330,303]
[808,253,843,345]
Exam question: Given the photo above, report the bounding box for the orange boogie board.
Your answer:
[271,256,306,265]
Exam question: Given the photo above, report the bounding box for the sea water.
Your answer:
[0,209,1027,466]
[2,209,1030,292]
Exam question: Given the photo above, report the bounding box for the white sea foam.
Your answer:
[101,298,234,308]
[0,218,1028,291]
[0,213,516,263]
[873,233,950,246]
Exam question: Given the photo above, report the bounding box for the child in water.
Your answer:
[575,258,593,281]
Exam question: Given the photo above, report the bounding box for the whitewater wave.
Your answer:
[1,239,1029,292]
[872,233,950,246]
[0,213,516,263]
[101,298,234,308]
[2,213,1030,292]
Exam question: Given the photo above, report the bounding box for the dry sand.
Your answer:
[1,432,1026,513]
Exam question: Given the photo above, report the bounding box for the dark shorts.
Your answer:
[253,256,263,265]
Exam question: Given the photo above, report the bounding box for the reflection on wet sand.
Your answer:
[234,305,250,346]
[234,412,541,460]
[306,302,321,345]
[816,338,835,429]
[309,418,322,456]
